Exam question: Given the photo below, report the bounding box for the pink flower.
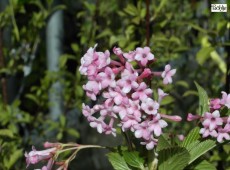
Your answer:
[83,81,101,100]
[141,98,159,115]
[113,47,123,56]
[25,146,56,168]
[140,137,158,150]
[104,119,116,137]
[210,98,221,110]
[202,111,223,131]
[97,67,116,89]
[220,91,230,108]
[126,99,141,116]
[200,128,218,138]
[123,51,136,62]
[134,121,152,140]
[79,45,97,75]
[120,114,141,132]
[79,45,110,76]
[94,50,110,69]
[132,82,152,101]
[217,128,230,143]
[104,87,129,105]
[161,64,176,84]
[157,88,168,103]
[134,47,154,66]
[148,114,168,136]
[113,104,128,119]
[89,117,106,134]
[117,73,138,93]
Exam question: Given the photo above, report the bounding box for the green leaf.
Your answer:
[176,80,189,89]
[210,51,226,73]
[160,96,174,105]
[158,147,190,170]
[5,149,22,169]
[71,43,79,53]
[66,128,80,138]
[107,152,131,170]
[188,139,216,164]
[196,47,214,65]
[181,127,200,148]
[157,135,171,151]
[122,151,145,170]
[0,129,14,138]
[194,82,209,116]
[124,4,137,16]
[60,114,66,127]
[193,160,216,170]
[183,90,198,97]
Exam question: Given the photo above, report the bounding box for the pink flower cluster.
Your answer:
[187,91,230,143]
[80,45,179,150]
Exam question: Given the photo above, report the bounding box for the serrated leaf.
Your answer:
[157,135,171,151]
[122,151,145,170]
[158,147,190,170]
[181,127,200,148]
[186,140,200,152]
[107,152,131,170]
[189,139,216,164]
[193,160,216,170]
[194,82,209,116]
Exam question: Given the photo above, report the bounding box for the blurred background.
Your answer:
[0,0,229,169]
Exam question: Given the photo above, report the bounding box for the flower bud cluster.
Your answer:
[80,44,179,150]
[187,92,230,143]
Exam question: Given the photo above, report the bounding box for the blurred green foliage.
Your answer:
[0,0,229,169]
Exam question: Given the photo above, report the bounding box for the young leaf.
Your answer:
[188,139,216,164]
[122,151,145,170]
[194,82,209,116]
[107,152,131,170]
[181,127,200,148]
[158,147,190,170]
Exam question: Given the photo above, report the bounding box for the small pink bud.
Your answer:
[44,142,61,148]
[177,134,185,141]
[187,113,201,121]
[160,114,182,122]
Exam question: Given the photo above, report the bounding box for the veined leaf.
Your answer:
[181,127,200,148]
[193,160,216,170]
[188,139,216,164]
[194,82,209,116]
[158,147,190,170]
[107,152,131,170]
[123,151,145,170]
[157,135,171,151]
